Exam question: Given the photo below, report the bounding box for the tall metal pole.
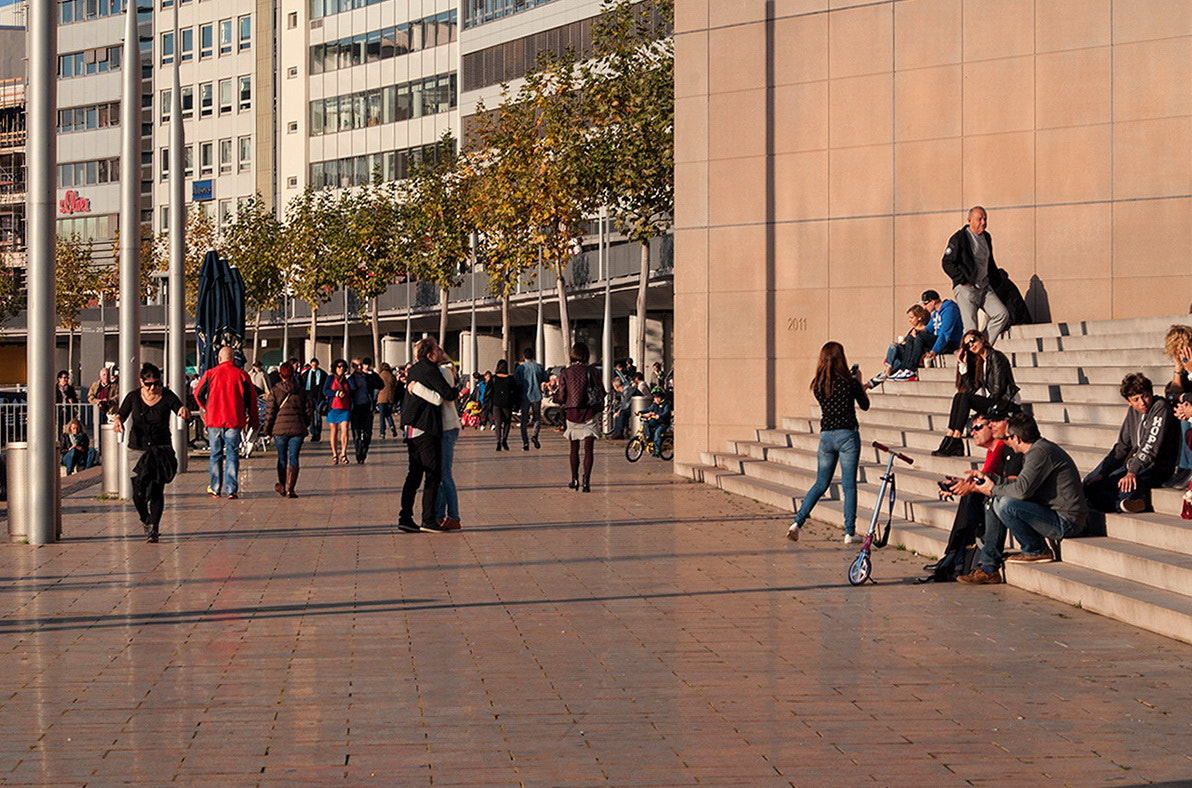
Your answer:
[341,286,349,360]
[281,294,289,361]
[601,208,612,398]
[118,1,143,500]
[469,253,477,377]
[168,2,187,471]
[535,250,543,365]
[405,277,412,364]
[25,0,58,544]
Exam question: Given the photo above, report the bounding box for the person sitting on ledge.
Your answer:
[1161,324,1192,489]
[932,329,1019,457]
[866,304,936,387]
[959,413,1088,583]
[919,289,964,364]
[1083,373,1178,514]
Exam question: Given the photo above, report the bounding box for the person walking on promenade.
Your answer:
[301,358,327,442]
[941,206,1012,344]
[87,366,118,417]
[112,363,190,542]
[323,359,352,465]
[514,347,546,450]
[262,361,313,498]
[398,337,458,533]
[407,348,464,531]
[489,359,516,451]
[932,329,1019,456]
[195,346,258,499]
[377,362,398,439]
[556,342,605,493]
[787,342,870,544]
[55,370,79,404]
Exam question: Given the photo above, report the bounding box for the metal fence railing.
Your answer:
[0,403,105,452]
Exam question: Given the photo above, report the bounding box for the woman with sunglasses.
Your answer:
[323,358,353,465]
[112,363,190,543]
[932,329,1019,456]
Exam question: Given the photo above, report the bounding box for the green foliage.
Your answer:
[183,208,219,315]
[335,180,408,302]
[281,188,343,311]
[405,133,469,291]
[54,234,113,331]
[224,195,284,316]
[0,265,22,325]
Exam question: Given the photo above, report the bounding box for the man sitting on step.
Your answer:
[1083,373,1178,514]
[959,413,1088,583]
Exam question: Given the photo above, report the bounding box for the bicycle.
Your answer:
[625,420,673,462]
[847,441,914,586]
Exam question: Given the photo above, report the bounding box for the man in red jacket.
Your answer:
[195,346,258,499]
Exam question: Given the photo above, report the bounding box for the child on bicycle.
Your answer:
[640,388,671,456]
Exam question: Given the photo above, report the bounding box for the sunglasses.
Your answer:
[142,379,162,388]
[970,422,988,432]
[964,337,982,347]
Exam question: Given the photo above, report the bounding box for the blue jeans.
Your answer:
[208,427,242,495]
[378,403,396,436]
[1179,420,1192,470]
[274,435,303,472]
[991,496,1083,558]
[435,428,460,521]
[977,502,1009,572]
[793,429,861,533]
[62,447,99,474]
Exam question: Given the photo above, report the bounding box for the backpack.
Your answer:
[585,367,604,411]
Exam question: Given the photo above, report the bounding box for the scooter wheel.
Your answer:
[847,553,872,586]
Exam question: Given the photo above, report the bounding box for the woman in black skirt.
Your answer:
[112,363,190,542]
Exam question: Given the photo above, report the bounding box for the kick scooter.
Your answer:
[847,441,914,586]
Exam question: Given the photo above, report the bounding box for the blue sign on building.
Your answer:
[192,180,214,201]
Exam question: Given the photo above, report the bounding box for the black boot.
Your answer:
[581,475,591,493]
[931,436,957,457]
[568,476,579,489]
[275,466,287,497]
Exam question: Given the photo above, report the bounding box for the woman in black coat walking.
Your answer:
[488,359,517,451]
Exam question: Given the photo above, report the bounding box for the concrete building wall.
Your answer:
[673,0,1192,466]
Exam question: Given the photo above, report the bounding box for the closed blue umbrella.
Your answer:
[195,250,246,373]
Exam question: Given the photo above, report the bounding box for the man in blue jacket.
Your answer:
[513,347,546,450]
[920,289,964,363]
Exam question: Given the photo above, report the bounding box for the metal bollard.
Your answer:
[101,423,121,497]
[628,395,651,435]
[6,441,26,543]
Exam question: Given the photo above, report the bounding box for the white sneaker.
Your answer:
[786,523,801,542]
[867,373,887,388]
[843,533,861,544]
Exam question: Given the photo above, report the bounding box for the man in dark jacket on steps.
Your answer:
[397,337,458,534]
[941,206,1012,345]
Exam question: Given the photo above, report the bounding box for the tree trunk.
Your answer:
[501,291,511,366]
[438,287,449,346]
[635,240,650,369]
[370,296,380,364]
[281,296,289,362]
[67,326,75,385]
[252,309,262,364]
[307,303,318,361]
[555,267,571,356]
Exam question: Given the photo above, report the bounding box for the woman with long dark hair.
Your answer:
[323,358,352,464]
[489,359,516,451]
[556,342,605,492]
[263,361,313,498]
[112,363,190,543]
[932,329,1019,457]
[787,342,869,543]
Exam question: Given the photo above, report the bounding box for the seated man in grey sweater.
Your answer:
[959,413,1089,583]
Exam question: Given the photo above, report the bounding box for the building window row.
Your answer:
[57,157,121,188]
[309,73,455,136]
[310,0,385,21]
[310,142,444,191]
[59,0,125,24]
[58,45,123,79]
[57,214,117,242]
[160,76,250,122]
[160,136,251,180]
[57,101,121,134]
[162,16,250,65]
[309,10,456,75]
[463,0,560,29]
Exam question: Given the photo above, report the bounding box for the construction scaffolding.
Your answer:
[0,77,25,271]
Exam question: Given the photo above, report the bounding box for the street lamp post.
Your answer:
[600,208,611,407]
[168,2,187,471]
[118,0,142,499]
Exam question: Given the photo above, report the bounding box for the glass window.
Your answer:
[238,136,252,172]
[381,86,395,124]
[351,93,366,130]
[181,27,194,61]
[160,89,171,123]
[219,138,233,174]
[310,100,324,136]
[184,144,193,178]
[324,97,338,133]
[218,79,233,114]
[366,29,381,63]
[238,76,251,110]
[310,44,324,75]
[379,27,396,59]
[161,147,169,180]
[86,106,98,129]
[200,23,213,58]
[238,15,252,51]
[199,82,213,118]
[181,86,194,118]
[366,90,382,127]
[161,31,174,64]
[338,96,353,131]
[199,141,213,175]
[219,19,233,54]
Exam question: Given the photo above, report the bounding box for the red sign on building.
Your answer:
[59,190,91,215]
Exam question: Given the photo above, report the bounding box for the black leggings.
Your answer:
[132,475,165,528]
[569,437,595,478]
[948,392,998,432]
[494,407,513,445]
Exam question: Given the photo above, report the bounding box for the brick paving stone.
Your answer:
[2,432,1192,785]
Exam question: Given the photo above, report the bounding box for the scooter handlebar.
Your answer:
[872,440,914,465]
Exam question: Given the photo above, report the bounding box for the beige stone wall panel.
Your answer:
[828,144,894,215]
[1035,47,1111,129]
[1034,203,1112,281]
[894,0,963,69]
[962,131,1035,206]
[1035,0,1110,52]
[893,212,959,286]
[775,288,833,357]
[828,286,897,362]
[708,89,767,160]
[674,160,709,230]
[673,229,709,295]
[674,0,708,34]
[1112,38,1192,123]
[772,14,829,86]
[674,32,709,99]
[894,65,963,141]
[774,150,830,220]
[1112,198,1192,279]
[1112,117,1192,200]
[983,206,1036,286]
[1113,275,1192,318]
[894,138,963,213]
[774,81,830,154]
[708,23,767,95]
[828,216,894,289]
[1035,124,1111,204]
[830,73,893,148]
[962,57,1035,135]
[1111,0,1192,44]
[962,0,1035,60]
[708,224,771,293]
[774,220,830,291]
[1041,277,1113,321]
[707,156,767,226]
[674,95,708,165]
[829,3,893,78]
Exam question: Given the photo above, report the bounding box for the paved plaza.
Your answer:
[1,430,1191,787]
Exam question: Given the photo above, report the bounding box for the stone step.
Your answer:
[1006,313,1190,341]
[1031,400,1128,425]
[1005,560,1192,646]
[1063,537,1192,589]
[998,331,1178,355]
[1008,347,1170,368]
[869,379,1064,403]
[1104,510,1192,553]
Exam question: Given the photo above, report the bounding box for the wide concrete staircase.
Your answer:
[677,314,1192,646]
